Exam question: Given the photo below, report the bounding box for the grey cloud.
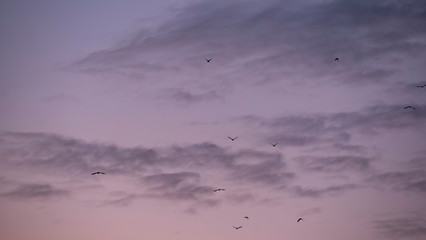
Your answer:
[141,172,216,202]
[239,104,426,151]
[142,172,201,191]
[0,131,294,207]
[74,0,426,97]
[164,88,222,104]
[297,155,373,172]
[373,216,426,240]
[366,170,426,193]
[291,184,358,198]
[0,183,70,200]
[268,134,321,147]
[409,157,426,170]
[104,193,141,207]
[330,143,367,154]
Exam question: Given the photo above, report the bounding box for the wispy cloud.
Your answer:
[373,215,426,240]
[73,0,426,102]
[366,170,426,193]
[0,183,70,200]
[296,155,373,172]
[0,131,295,209]
[239,104,426,154]
[164,88,222,104]
[291,184,358,198]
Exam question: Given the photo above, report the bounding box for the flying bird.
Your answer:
[205,58,212,63]
[213,188,226,192]
[233,226,243,230]
[228,136,238,141]
[244,216,249,220]
[335,57,339,61]
[404,106,416,110]
[91,172,106,175]
[416,84,426,88]
[297,218,303,222]
[271,143,278,147]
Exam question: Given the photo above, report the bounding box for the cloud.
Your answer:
[73,0,426,102]
[291,184,358,198]
[373,216,426,239]
[239,104,426,152]
[366,170,426,193]
[296,155,373,172]
[0,183,70,200]
[409,157,426,170]
[0,131,294,208]
[164,88,222,104]
[140,172,217,204]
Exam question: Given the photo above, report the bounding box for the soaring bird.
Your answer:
[297,218,303,222]
[233,226,243,230]
[228,136,238,141]
[205,58,212,63]
[244,216,249,220]
[416,84,426,88]
[335,57,339,61]
[404,106,416,110]
[91,172,106,175]
[213,188,226,192]
[271,143,278,147]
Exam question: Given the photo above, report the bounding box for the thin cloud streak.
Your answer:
[0,183,70,200]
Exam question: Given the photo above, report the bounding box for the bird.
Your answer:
[404,106,416,110]
[297,218,303,222]
[271,143,278,147]
[233,226,243,230]
[91,172,106,175]
[205,58,212,63]
[416,84,426,88]
[228,136,238,141]
[244,216,249,220]
[335,57,339,61]
[213,188,226,192]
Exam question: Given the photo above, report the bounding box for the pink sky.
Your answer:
[1,0,426,240]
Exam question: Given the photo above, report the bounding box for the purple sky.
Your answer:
[1,0,426,239]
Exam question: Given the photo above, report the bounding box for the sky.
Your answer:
[1,0,426,239]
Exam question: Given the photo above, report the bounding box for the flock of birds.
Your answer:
[89,56,423,232]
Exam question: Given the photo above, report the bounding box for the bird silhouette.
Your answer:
[228,136,238,141]
[271,143,278,147]
[213,188,226,192]
[91,172,106,175]
[244,216,249,220]
[205,58,212,63]
[335,57,339,61]
[297,218,303,222]
[233,226,243,230]
[404,106,416,110]
[416,84,426,88]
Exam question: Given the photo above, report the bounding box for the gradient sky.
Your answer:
[1,0,426,240]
